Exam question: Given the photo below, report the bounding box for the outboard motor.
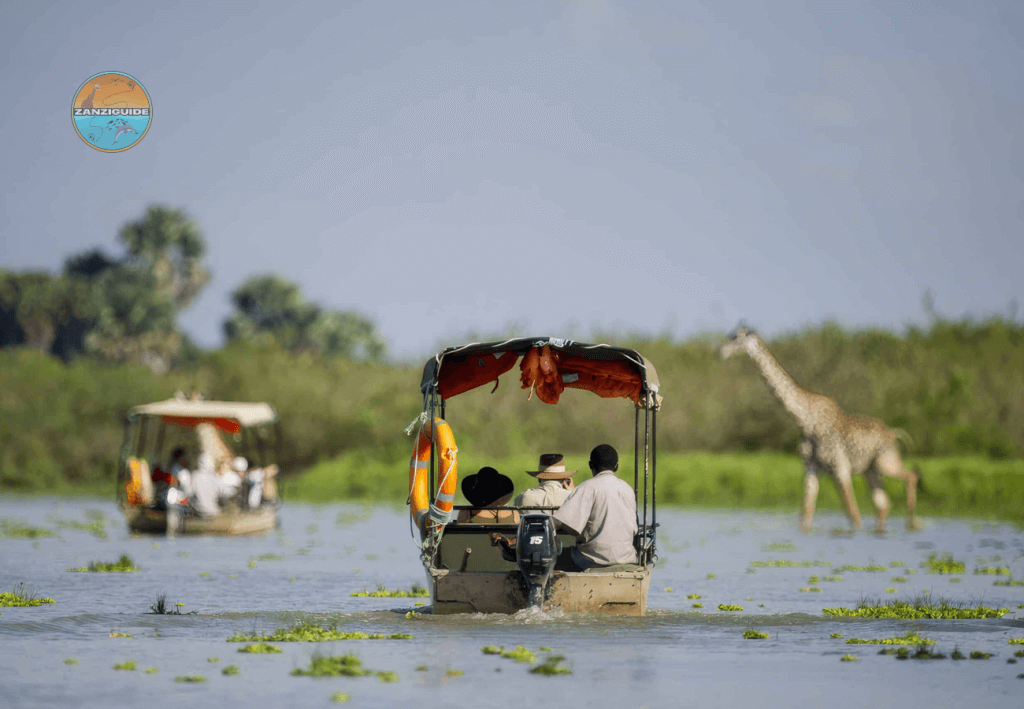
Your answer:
[515,514,560,608]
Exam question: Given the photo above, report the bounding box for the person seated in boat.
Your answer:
[514,453,576,511]
[215,456,245,506]
[552,444,638,571]
[189,453,222,518]
[457,467,520,524]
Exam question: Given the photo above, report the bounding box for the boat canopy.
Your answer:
[420,337,662,410]
[127,399,279,434]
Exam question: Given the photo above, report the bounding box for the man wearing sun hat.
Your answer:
[514,453,576,511]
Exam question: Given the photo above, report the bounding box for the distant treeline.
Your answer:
[1,317,1021,491]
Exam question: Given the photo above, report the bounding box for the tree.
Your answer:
[224,274,385,361]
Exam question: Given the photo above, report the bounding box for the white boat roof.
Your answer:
[128,399,278,427]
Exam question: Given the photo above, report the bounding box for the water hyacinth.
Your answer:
[743,630,769,639]
[227,622,411,642]
[0,583,55,607]
[67,554,138,573]
[845,632,935,646]
[350,583,428,598]
[921,553,965,574]
[823,598,1008,619]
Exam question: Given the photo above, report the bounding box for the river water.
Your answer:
[2,498,1022,708]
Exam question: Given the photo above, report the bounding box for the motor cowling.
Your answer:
[515,514,560,607]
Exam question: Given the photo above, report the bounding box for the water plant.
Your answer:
[0,520,54,538]
[808,575,820,584]
[974,566,1010,575]
[994,579,1024,586]
[706,573,715,579]
[530,655,572,675]
[1014,649,1024,657]
[64,659,77,665]
[762,542,797,552]
[834,564,887,573]
[350,582,428,598]
[845,632,935,646]
[481,646,502,655]
[144,667,158,674]
[291,654,371,677]
[237,643,282,654]
[890,561,905,567]
[376,671,398,682]
[822,597,1008,619]
[415,665,428,671]
[743,630,769,639]
[692,603,703,608]
[500,646,537,663]
[920,553,965,574]
[227,622,412,642]
[822,576,845,582]
[445,669,464,677]
[830,633,843,638]
[1008,637,1024,645]
[749,560,831,568]
[113,661,136,670]
[840,654,858,662]
[68,553,138,572]
[718,604,743,611]
[885,587,897,593]
[175,675,207,682]
[207,657,219,663]
[149,594,194,615]
[951,648,965,660]
[970,651,992,659]
[685,593,701,599]
[0,582,55,607]
[890,576,908,583]
[109,632,133,638]
[330,693,351,702]
[799,587,822,593]
[222,665,240,676]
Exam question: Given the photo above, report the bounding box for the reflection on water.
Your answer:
[1,498,1022,708]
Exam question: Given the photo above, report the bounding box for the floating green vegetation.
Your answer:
[664,587,673,592]
[890,561,905,568]
[692,603,703,608]
[970,651,992,659]
[750,560,831,568]
[834,564,887,573]
[64,659,78,665]
[951,649,965,660]
[237,643,282,654]
[0,582,55,606]
[891,576,908,583]
[885,587,898,593]
[799,587,822,593]
[762,542,797,552]
[823,597,1008,619]
[68,553,138,573]
[948,577,962,583]
[257,553,283,561]
[0,519,54,538]
[113,661,136,671]
[199,572,210,578]
[685,593,701,599]
[743,630,769,639]
[921,553,965,574]
[482,646,502,655]
[376,671,398,683]
[291,654,372,678]
[706,573,715,579]
[415,665,428,671]
[530,655,572,675]
[808,575,820,584]
[53,511,108,540]
[1014,649,1024,657]
[974,566,1010,575]
[501,646,538,663]
[228,621,412,643]
[539,646,553,651]
[840,654,858,662]
[350,582,428,598]
[718,604,743,612]
[1008,637,1024,645]
[331,693,351,703]
[445,669,464,677]
[207,657,219,663]
[174,675,207,683]
[109,632,133,638]
[222,665,240,676]
[830,633,843,638]
[144,667,158,674]
[845,632,935,646]
[149,594,193,615]
[822,575,845,583]
[994,579,1024,586]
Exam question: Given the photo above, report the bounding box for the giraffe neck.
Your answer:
[745,337,813,430]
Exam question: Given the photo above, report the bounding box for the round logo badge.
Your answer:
[72,72,151,152]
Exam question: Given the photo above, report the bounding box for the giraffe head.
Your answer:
[720,324,758,359]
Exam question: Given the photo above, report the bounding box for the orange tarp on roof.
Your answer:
[519,346,642,405]
[437,351,518,399]
[160,415,242,435]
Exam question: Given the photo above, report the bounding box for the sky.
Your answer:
[1,0,1022,361]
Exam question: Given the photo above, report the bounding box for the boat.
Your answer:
[409,337,662,615]
[116,396,282,536]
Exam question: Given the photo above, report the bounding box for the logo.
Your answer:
[72,72,151,152]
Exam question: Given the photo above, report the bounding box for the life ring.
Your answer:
[409,418,458,534]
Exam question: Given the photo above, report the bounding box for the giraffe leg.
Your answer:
[801,472,819,532]
[833,456,862,531]
[867,471,889,533]
[876,447,920,531]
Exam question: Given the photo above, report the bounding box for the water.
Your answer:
[2,498,1022,708]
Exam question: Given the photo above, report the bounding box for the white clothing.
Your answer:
[514,479,573,510]
[552,470,638,569]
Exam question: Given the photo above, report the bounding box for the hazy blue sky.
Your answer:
[2,1,1022,360]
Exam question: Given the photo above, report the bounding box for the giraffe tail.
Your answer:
[892,428,914,452]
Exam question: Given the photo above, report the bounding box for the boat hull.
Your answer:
[427,565,652,615]
[124,504,278,536]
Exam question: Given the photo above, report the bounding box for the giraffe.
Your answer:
[720,326,920,532]
[81,84,100,109]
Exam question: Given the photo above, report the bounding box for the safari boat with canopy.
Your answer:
[409,337,661,615]
[117,396,282,536]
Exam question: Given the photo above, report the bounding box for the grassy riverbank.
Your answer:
[284,452,1024,525]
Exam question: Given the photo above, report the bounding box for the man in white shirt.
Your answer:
[552,444,638,571]
[514,454,576,511]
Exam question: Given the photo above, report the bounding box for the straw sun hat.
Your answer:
[526,453,577,480]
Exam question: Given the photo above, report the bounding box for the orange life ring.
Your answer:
[409,418,458,533]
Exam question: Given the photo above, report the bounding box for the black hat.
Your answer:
[461,466,514,507]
